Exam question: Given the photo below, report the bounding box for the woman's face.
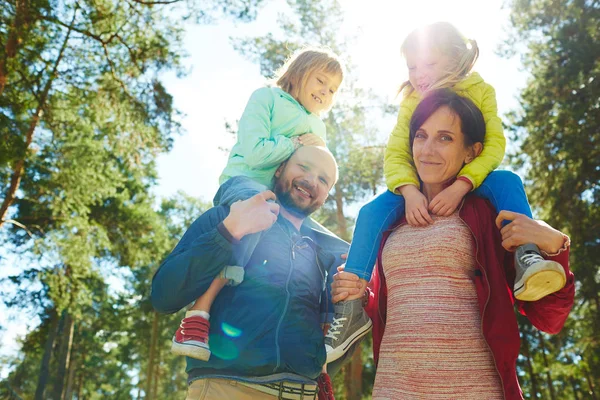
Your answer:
[412,105,479,185]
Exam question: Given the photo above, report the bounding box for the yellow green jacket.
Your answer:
[384,72,505,191]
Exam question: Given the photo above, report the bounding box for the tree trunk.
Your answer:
[571,378,580,400]
[34,312,59,400]
[53,311,75,400]
[333,187,348,241]
[343,348,363,400]
[0,7,77,227]
[537,331,556,400]
[63,345,77,400]
[584,366,598,400]
[0,0,31,97]
[521,330,539,399]
[76,372,83,400]
[153,337,161,399]
[146,311,159,399]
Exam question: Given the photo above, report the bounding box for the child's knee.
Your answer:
[357,201,380,221]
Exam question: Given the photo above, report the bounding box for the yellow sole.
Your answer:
[514,269,566,302]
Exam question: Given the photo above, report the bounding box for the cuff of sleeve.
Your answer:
[457,175,475,191]
[217,222,241,245]
[541,234,570,257]
[457,175,474,189]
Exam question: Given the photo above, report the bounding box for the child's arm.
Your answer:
[237,88,299,170]
[430,84,507,216]
[457,84,506,188]
[384,94,432,226]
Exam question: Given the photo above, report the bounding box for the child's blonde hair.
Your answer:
[275,46,345,109]
[399,22,479,96]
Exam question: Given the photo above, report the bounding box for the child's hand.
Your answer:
[399,185,433,227]
[429,179,472,216]
[298,133,326,147]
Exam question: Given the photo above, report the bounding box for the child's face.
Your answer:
[406,49,451,94]
[297,70,342,115]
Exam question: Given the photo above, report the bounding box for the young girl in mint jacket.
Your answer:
[324,22,567,363]
[169,47,346,362]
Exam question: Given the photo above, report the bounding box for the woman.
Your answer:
[332,89,574,399]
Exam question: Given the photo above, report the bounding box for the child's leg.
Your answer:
[189,277,229,313]
[344,190,406,282]
[474,170,533,220]
[171,268,244,361]
[214,176,270,267]
[474,170,565,301]
[324,191,404,364]
[213,176,268,206]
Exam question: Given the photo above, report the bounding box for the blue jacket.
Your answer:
[151,205,349,381]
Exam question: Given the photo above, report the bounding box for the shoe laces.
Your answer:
[325,316,347,340]
[520,252,545,267]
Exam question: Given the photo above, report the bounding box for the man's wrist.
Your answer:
[541,233,570,257]
[222,216,245,242]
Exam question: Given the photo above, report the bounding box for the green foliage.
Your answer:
[503,0,600,397]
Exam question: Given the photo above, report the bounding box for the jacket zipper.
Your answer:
[458,209,506,400]
[273,239,298,372]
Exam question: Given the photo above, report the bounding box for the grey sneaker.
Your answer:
[324,298,372,363]
[218,265,245,286]
[514,243,566,302]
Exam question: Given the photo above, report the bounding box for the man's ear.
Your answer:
[275,161,286,178]
[465,142,483,164]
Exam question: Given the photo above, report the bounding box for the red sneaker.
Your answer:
[171,315,211,361]
[317,373,335,400]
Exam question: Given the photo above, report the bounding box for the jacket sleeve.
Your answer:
[458,84,506,189]
[236,88,296,170]
[151,206,235,314]
[515,249,575,334]
[384,95,420,192]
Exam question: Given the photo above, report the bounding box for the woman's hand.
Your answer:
[400,184,433,226]
[331,264,364,304]
[429,179,471,216]
[495,210,566,253]
[298,133,326,147]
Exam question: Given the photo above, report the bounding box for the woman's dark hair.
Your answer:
[409,88,486,150]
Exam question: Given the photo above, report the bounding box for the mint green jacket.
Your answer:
[220,87,326,187]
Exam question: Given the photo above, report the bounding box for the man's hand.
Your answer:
[223,191,280,241]
[429,179,471,216]
[399,184,433,227]
[298,133,326,147]
[331,264,364,304]
[495,210,566,253]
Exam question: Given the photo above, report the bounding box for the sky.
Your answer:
[1,0,529,378]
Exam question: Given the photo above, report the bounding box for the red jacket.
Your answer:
[364,195,575,400]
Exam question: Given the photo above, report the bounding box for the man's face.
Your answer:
[273,146,337,218]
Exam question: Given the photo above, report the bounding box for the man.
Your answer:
[151,146,349,399]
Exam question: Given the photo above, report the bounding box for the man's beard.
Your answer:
[274,178,320,219]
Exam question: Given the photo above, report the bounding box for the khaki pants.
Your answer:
[186,378,279,400]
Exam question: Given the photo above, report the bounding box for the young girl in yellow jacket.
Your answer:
[324,22,567,363]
